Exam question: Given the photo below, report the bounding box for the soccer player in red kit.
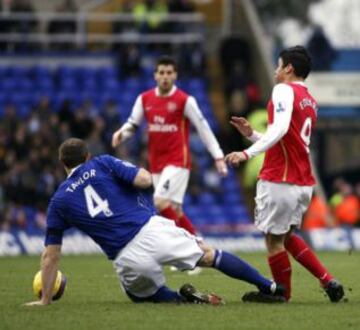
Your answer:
[112,56,228,236]
[225,46,344,303]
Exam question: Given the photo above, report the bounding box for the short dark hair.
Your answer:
[59,138,89,169]
[279,46,312,79]
[155,55,178,72]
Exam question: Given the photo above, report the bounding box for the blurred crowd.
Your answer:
[217,34,262,156]
[0,1,358,233]
[0,95,223,232]
[114,0,196,35]
[303,179,360,230]
[0,96,125,231]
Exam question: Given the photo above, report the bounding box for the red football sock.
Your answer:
[178,213,196,235]
[159,207,196,235]
[285,234,333,286]
[268,250,292,301]
[159,206,178,222]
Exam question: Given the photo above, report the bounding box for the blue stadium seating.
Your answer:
[198,192,216,206]
[0,64,252,233]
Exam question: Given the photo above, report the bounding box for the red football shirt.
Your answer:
[141,88,191,173]
[259,83,317,185]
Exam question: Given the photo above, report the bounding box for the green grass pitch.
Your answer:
[1,252,359,330]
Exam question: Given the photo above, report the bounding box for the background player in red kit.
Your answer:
[112,56,228,236]
[225,46,344,302]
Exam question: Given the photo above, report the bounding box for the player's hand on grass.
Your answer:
[111,130,122,148]
[230,117,253,137]
[225,151,248,167]
[215,158,228,176]
[24,300,50,307]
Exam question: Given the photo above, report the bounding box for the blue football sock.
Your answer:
[126,286,182,303]
[213,250,273,293]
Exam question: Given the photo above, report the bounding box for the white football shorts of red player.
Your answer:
[254,180,313,234]
[152,165,189,204]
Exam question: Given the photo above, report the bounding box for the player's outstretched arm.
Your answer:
[112,95,144,148]
[215,158,228,177]
[184,96,226,174]
[111,129,123,148]
[111,122,136,148]
[230,116,253,137]
[133,168,152,189]
[24,245,61,306]
[224,151,248,167]
[230,116,263,143]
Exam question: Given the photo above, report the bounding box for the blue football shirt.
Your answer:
[45,155,156,259]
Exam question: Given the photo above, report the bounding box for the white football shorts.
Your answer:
[254,180,313,235]
[113,215,203,298]
[152,165,190,204]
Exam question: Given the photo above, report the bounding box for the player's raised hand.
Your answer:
[215,158,228,177]
[224,151,248,167]
[111,129,122,148]
[230,117,253,137]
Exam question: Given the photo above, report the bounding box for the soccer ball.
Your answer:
[33,270,67,301]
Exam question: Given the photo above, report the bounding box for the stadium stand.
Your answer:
[0,61,251,234]
[0,0,358,243]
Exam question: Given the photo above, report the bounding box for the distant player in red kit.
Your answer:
[225,46,344,302]
[112,56,228,236]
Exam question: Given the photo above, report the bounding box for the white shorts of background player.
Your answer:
[152,165,190,205]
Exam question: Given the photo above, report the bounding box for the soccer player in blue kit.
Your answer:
[25,138,285,306]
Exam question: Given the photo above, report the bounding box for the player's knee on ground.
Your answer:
[197,242,215,267]
[117,257,165,299]
[120,267,163,298]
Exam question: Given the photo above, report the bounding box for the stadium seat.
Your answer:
[1,79,17,92]
[36,78,55,92]
[223,191,243,204]
[0,92,8,105]
[101,78,121,92]
[0,66,8,77]
[98,91,120,105]
[31,65,52,80]
[222,178,240,192]
[122,77,144,93]
[10,92,32,105]
[79,91,97,103]
[8,66,29,78]
[77,67,97,81]
[187,78,206,92]
[119,90,137,105]
[81,78,98,92]
[59,77,78,92]
[97,67,118,81]
[17,78,33,92]
[225,205,250,224]
[198,192,216,205]
[57,65,77,79]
